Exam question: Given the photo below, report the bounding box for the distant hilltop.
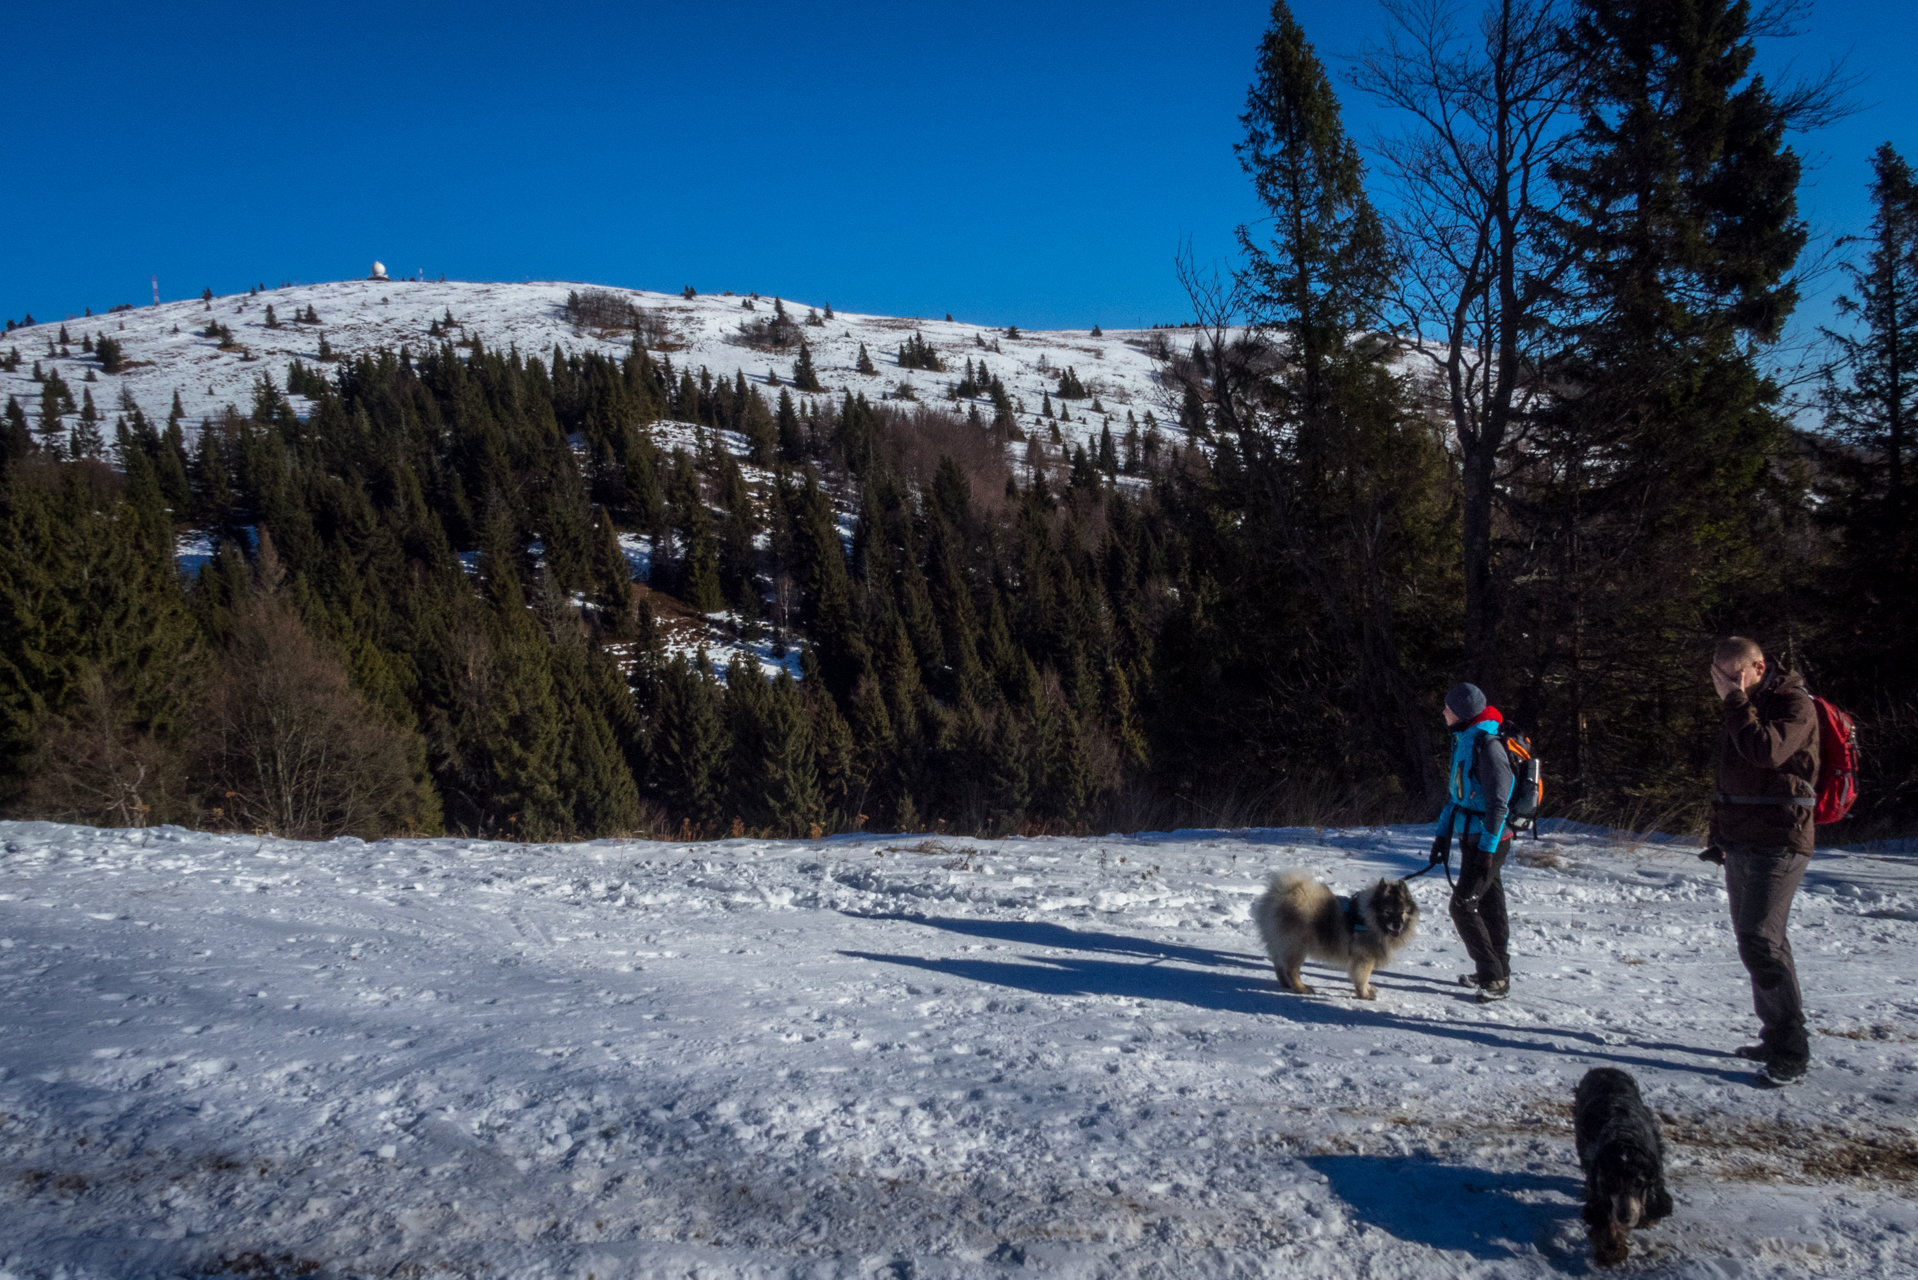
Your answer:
[0,278,1187,456]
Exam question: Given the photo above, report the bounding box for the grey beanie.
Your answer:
[1445,682,1487,721]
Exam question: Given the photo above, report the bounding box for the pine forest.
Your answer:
[2,0,1913,847]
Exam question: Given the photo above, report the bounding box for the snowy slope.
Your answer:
[0,278,1180,458]
[2,276,1191,681]
[3,819,1914,1278]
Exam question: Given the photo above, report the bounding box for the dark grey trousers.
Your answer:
[1723,844,1812,1065]
[1450,834,1511,983]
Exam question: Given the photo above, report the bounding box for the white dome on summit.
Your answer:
[369,261,388,279]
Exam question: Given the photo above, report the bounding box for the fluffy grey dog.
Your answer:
[1250,872,1419,1000]
[1574,1067,1674,1267]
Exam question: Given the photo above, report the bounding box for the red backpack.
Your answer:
[1810,696,1860,825]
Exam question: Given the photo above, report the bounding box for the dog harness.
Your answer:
[1341,896,1367,933]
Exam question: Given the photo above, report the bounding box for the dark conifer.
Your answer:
[776,389,805,461]
[898,332,944,372]
[2,397,31,472]
[1178,384,1208,439]
[653,655,729,828]
[793,340,824,393]
[1823,142,1918,527]
[549,631,642,836]
[740,387,776,465]
[589,506,633,629]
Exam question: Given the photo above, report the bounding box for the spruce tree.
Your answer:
[1823,143,1918,529]
[776,388,805,461]
[1235,0,1389,394]
[1218,0,1443,804]
[762,670,821,834]
[1522,0,1811,811]
[986,704,1029,834]
[856,344,877,376]
[0,465,199,805]
[549,632,641,836]
[653,655,730,829]
[476,537,566,838]
[2,398,29,471]
[739,386,776,464]
[682,512,725,614]
[793,340,823,393]
[70,393,104,460]
[38,369,73,447]
[789,469,868,698]
[589,505,633,629]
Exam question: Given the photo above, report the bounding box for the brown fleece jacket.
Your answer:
[1710,668,1820,856]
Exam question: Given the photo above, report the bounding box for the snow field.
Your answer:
[1,821,1915,1278]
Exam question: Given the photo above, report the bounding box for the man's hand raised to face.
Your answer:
[1711,658,1765,701]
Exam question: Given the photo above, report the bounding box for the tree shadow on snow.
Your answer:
[842,916,1752,1084]
[837,911,1271,972]
[1306,1154,1587,1267]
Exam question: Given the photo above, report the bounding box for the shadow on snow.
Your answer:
[840,914,1750,1085]
[1307,1154,1587,1267]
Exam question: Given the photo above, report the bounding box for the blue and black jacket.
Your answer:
[1437,710,1516,846]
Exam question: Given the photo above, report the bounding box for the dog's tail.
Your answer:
[1267,869,1315,896]
[1257,870,1332,917]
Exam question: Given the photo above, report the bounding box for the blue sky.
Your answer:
[2,1,1911,337]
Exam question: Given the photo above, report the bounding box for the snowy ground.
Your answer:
[2,820,1914,1279]
[1,279,1178,459]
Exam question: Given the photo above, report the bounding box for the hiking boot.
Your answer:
[1474,978,1511,1003]
[1459,974,1486,988]
[1733,1043,1769,1061]
[1756,1058,1808,1088]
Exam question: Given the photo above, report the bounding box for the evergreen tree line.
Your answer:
[0,326,1301,840]
[3,0,1914,842]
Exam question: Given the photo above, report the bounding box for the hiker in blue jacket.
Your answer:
[1429,682,1517,1003]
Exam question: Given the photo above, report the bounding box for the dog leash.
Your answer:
[1401,850,1455,891]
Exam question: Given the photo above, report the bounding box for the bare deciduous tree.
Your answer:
[194,607,421,839]
[23,668,176,827]
[1357,0,1579,683]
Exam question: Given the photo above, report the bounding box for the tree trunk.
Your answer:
[1461,438,1498,688]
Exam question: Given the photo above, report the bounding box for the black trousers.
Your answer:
[1723,844,1812,1066]
[1450,833,1511,983]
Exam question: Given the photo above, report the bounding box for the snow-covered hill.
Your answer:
[2,819,1914,1278]
[1,277,1180,456]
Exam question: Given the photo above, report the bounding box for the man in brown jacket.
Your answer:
[1704,636,1819,1087]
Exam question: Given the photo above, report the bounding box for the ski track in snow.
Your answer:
[1,820,1914,1278]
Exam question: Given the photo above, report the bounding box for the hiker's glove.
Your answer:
[1698,845,1726,867]
[1428,833,1451,866]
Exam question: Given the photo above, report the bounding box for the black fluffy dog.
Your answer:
[1573,1068,1674,1266]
